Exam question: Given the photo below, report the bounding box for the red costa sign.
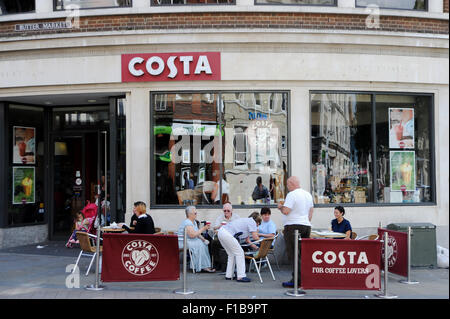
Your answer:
[301,239,382,290]
[101,233,180,282]
[378,228,408,277]
[121,52,221,82]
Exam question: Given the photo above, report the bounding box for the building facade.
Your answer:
[0,0,448,249]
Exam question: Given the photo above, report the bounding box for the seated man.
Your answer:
[211,203,240,271]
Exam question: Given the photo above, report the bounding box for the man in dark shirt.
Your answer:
[252,176,270,201]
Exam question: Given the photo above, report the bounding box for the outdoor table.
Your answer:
[310,230,346,238]
[101,227,126,233]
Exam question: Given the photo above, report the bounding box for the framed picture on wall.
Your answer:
[13,166,35,204]
[13,126,36,164]
[389,108,414,149]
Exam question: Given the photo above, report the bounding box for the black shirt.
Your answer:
[123,214,155,234]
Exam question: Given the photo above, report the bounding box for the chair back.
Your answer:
[368,234,379,240]
[177,189,195,205]
[351,232,357,240]
[76,231,96,253]
[201,181,216,203]
[254,238,274,259]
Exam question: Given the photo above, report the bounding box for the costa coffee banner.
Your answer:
[301,239,382,290]
[378,228,408,277]
[101,233,180,282]
[121,52,221,82]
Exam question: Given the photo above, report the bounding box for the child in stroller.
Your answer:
[65,201,98,248]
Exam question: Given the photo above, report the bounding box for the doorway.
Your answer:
[50,105,111,239]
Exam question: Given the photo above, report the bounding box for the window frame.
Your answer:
[150,0,236,7]
[254,0,337,7]
[53,0,133,11]
[0,0,36,16]
[149,90,291,209]
[309,90,436,208]
[355,0,428,12]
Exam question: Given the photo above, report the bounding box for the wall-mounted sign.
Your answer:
[121,52,221,82]
[15,21,73,32]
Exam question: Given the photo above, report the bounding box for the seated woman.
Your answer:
[331,205,352,240]
[178,206,216,273]
[120,201,155,234]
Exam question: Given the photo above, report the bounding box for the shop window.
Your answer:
[0,0,35,15]
[54,0,132,10]
[356,0,427,11]
[255,0,336,6]
[374,95,433,204]
[311,92,434,206]
[151,0,234,6]
[7,105,45,225]
[151,91,289,207]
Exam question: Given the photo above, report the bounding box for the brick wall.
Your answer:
[444,0,449,13]
[0,12,448,38]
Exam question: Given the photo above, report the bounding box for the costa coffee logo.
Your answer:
[121,52,221,82]
[382,234,398,268]
[121,239,159,276]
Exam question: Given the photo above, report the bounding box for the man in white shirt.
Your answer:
[278,176,314,288]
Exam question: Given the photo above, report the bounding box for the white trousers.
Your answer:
[218,228,246,279]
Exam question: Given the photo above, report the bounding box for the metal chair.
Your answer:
[73,231,102,276]
[244,238,276,283]
[267,232,280,271]
[356,234,379,240]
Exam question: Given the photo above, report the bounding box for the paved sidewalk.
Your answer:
[0,241,448,300]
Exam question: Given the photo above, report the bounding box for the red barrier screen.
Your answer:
[378,228,408,277]
[101,233,180,282]
[301,239,382,290]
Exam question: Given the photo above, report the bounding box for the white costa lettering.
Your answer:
[312,250,369,266]
[127,55,213,78]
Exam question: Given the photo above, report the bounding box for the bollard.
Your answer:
[285,229,305,297]
[174,226,195,295]
[375,232,397,299]
[85,182,105,291]
[400,227,419,285]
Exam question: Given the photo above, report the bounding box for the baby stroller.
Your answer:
[65,201,98,248]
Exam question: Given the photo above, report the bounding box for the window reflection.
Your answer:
[55,0,132,10]
[356,0,426,10]
[255,0,335,5]
[151,91,289,206]
[311,93,372,204]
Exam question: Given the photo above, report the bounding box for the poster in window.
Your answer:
[390,151,416,192]
[182,149,190,164]
[198,167,205,184]
[13,126,36,164]
[181,168,190,189]
[389,108,414,149]
[13,167,35,204]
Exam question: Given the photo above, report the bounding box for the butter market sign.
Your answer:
[15,21,73,32]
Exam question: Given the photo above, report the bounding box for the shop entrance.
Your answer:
[50,107,110,239]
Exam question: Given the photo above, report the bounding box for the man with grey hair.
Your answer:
[278,176,314,289]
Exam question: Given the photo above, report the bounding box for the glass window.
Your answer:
[54,0,132,10]
[255,0,336,5]
[311,92,434,206]
[356,0,427,11]
[151,0,234,6]
[8,105,45,225]
[375,95,433,204]
[311,93,373,205]
[0,0,35,15]
[151,91,289,207]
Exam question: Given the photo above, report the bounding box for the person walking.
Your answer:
[278,176,314,288]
